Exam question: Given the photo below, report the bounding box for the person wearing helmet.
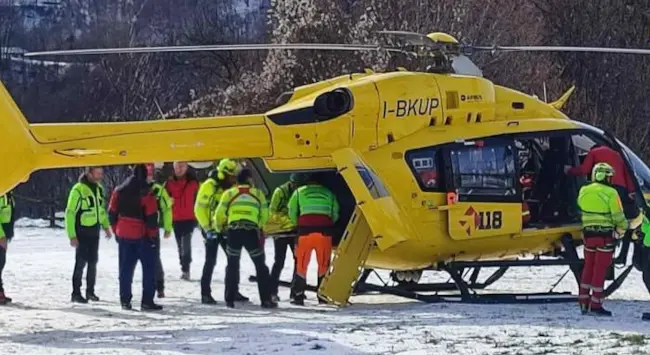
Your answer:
[194,158,249,304]
[214,168,276,309]
[108,163,162,311]
[165,162,199,281]
[566,144,640,221]
[267,173,307,302]
[576,162,629,316]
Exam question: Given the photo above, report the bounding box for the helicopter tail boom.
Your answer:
[0,81,273,195]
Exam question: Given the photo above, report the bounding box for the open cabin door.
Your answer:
[441,138,523,241]
[319,148,414,306]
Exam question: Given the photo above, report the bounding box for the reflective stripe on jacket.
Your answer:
[152,183,173,233]
[577,181,628,235]
[0,193,14,224]
[194,178,225,232]
[64,178,109,239]
[215,185,268,232]
[288,184,340,227]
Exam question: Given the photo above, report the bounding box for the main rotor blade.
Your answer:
[25,43,404,57]
[472,45,650,55]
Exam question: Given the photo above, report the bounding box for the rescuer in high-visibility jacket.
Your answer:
[0,191,15,305]
[151,181,173,298]
[214,168,276,309]
[65,167,112,304]
[194,158,248,305]
[287,173,340,306]
[267,173,307,302]
[577,162,629,316]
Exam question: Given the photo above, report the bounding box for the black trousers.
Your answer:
[0,244,6,293]
[72,233,100,295]
[154,236,165,292]
[225,228,271,303]
[200,231,227,296]
[613,185,639,220]
[270,236,296,296]
[173,220,196,273]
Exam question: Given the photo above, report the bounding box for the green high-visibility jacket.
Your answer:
[266,182,297,231]
[194,178,226,232]
[641,215,650,247]
[215,185,268,233]
[152,183,173,233]
[288,184,340,226]
[577,181,628,235]
[64,179,110,239]
[0,193,15,240]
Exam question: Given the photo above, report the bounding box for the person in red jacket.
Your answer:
[165,161,200,280]
[108,163,163,312]
[565,144,639,220]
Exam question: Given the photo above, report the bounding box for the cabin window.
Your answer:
[354,163,390,199]
[405,147,442,191]
[449,140,517,198]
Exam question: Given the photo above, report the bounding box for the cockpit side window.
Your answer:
[405,147,443,192]
[448,139,519,202]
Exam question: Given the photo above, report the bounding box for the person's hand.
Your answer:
[70,238,79,248]
[563,165,572,174]
[205,230,218,240]
[0,238,6,250]
[163,231,171,239]
[104,228,113,239]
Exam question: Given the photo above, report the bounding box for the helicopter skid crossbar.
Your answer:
[248,234,634,305]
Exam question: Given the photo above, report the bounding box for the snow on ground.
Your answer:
[1,224,650,355]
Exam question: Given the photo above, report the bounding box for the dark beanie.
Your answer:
[133,164,149,181]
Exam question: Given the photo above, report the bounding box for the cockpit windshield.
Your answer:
[575,121,650,193]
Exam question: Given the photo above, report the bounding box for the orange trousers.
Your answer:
[295,232,332,278]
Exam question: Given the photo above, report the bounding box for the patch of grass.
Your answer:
[609,332,622,339]
[572,339,584,345]
[621,334,646,346]
[537,331,550,337]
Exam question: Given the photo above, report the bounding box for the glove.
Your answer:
[205,230,218,240]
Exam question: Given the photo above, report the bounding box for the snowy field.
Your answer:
[1,220,650,355]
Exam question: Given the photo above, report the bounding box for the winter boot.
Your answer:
[157,289,165,299]
[141,302,163,312]
[226,301,235,309]
[235,292,249,302]
[271,294,280,303]
[121,302,133,310]
[181,271,190,281]
[0,292,11,305]
[261,300,278,309]
[71,293,88,304]
[589,307,612,317]
[86,292,100,302]
[201,294,217,305]
[290,297,305,306]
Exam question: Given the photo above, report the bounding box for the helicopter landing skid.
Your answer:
[248,234,634,305]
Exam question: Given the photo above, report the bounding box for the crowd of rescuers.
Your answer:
[0,159,339,311]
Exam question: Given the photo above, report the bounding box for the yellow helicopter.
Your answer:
[5,31,650,306]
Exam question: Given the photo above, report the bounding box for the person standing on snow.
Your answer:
[288,172,340,306]
[267,173,306,302]
[0,191,16,305]
[151,174,173,298]
[577,163,629,316]
[165,161,199,280]
[65,167,112,304]
[195,159,249,304]
[215,168,276,309]
[108,164,162,311]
